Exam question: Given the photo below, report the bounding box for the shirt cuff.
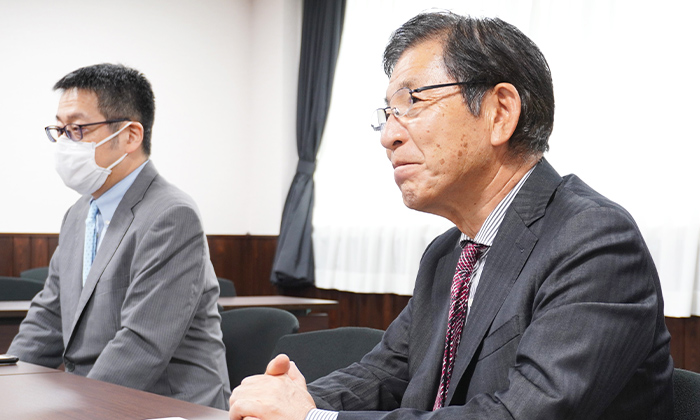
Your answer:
[306,408,339,420]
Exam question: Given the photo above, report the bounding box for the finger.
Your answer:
[265,353,291,376]
[230,379,266,408]
[287,361,308,388]
[229,394,241,420]
[229,404,243,420]
[230,399,262,420]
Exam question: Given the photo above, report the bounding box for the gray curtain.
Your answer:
[270,0,346,287]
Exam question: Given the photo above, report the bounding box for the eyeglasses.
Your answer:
[371,82,478,132]
[44,118,130,142]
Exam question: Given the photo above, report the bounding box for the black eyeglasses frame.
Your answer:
[45,118,130,142]
[372,81,489,132]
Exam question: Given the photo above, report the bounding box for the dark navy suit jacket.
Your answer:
[308,159,673,419]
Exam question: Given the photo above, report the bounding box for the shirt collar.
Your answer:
[92,160,149,224]
[460,165,536,247]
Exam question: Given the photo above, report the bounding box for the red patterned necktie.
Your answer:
[433,241,488,410]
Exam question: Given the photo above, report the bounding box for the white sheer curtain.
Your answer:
[313,0,700,316]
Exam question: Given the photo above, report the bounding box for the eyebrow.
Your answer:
[55,111,89,124]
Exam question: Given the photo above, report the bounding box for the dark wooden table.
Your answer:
[0,361,229,419]
[0,296,339,353]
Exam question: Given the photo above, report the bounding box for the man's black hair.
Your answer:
[54,63,155,156]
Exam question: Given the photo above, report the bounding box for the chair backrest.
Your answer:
[217,277,237,297]
[20,266,49,283]
[674,368,700,420]
[0,276,45,301]
[220,307,299,387]
[272,326,385,383]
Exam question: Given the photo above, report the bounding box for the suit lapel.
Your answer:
[60,197,91,348]
[67,162,159,342]
[444,158,562,404]
[444,213,538,403]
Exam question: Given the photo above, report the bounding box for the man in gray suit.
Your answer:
[9,63,230,409]
[229,12,673,420]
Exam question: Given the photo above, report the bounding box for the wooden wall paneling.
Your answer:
[2,232,700,373]
[358,293,384,330]
[0,235,14,276]
[208,235,239,287]
[12,236,31,277]
[355,293,373,328]
[29,236,49,270]
[684,316,700,372]
[246,236,278,296]
[666,317,686,369]
[382,294,394,328]
[345,290,365,328]
[0,234,60,277]
[207,235,278,297]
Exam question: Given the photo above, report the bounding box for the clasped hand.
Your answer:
[229,354,317,420]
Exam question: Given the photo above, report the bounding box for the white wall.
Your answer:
[0,0,301,235]
[313,1,700,304]
[316,0,700,232]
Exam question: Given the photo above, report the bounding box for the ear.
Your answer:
[489,83,521,147]
[124,122,144,154]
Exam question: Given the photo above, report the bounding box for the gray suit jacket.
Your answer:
[9,162,231,409]
[308,159,673,419]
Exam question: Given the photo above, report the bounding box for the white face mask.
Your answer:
[54,122,132,196]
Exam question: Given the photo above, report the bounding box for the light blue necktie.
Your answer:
[82,201,99,286]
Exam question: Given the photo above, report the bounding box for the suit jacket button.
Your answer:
[64,360,75,372]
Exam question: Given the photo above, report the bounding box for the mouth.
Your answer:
[393,162,419,184]
[392,159,415,170]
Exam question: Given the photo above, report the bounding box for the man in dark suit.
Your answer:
[229,12,673,420]
[9,64,230,409]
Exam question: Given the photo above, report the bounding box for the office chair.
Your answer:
[20,266,49,283]
[272,327,385,383]
[674,368,700,420]
[217,277,237,297]
[0,276,45,301]
[220,307,299,387]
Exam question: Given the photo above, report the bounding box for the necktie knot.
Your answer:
[456,242,487,275]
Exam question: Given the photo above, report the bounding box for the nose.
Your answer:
[379,113,407,151]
